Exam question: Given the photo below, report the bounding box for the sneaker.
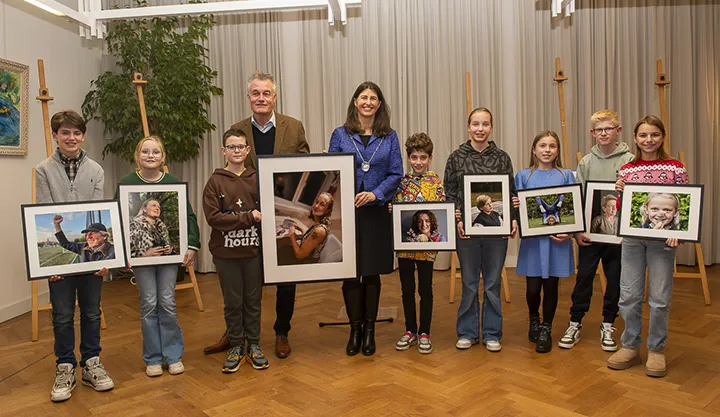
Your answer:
[645,349,667,378]
[600,323,618,352]
[247,344,270,370]
[484,340,502,352]
[528,316,541,343]
[222,346,246,373]
[81,357,115,392]
[50,363,76,402]
[456,338,472,350]
[417,333,433,354]
[168,361,185,375]
[395,331,418,351]
[536,323,552,353]
[145,364,163,377]
[558,321,582,349]
[607,347,642,370]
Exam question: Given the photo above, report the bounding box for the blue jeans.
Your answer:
[49,274,103,368]
[134,265,184,365]
[618,237,675,351]
[456,238,508,343]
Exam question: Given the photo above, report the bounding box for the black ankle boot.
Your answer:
[362,320,376,356]
[536,323,552,353]
[346,321,363,356]
[528,315,541,343]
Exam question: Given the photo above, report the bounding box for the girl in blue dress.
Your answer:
[514,131,575,354]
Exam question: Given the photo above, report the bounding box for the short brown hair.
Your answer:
[222,128,247,146]
[51,110,86,134]
[405,132,434,157]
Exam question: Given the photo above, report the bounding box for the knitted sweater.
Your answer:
[35,150,104,204]
[617,158,688,185]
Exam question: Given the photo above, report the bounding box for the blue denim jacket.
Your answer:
[328,127,403,205]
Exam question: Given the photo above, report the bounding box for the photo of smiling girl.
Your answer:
[637,193,681,230]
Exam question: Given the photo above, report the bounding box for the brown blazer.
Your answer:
[230,113,310,169]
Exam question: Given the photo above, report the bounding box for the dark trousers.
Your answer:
[49,274,103,368]
[526,276,560,324]
[273,284,296,336]
[398,258,434,335]
[214,256,263,347]
[570,244,622,324]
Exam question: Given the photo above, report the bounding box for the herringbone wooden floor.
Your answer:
[1,265,719,416]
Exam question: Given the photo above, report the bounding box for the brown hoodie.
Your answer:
[203,167,260,259]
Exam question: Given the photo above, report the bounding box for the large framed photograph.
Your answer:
[117,183,188,266]
[462,174,512,236]
[258,153,357,284]
[618,183,704,242]
[584,181,622,245]
[518,183,585,238]
[21,200,126,280]
[0,58,29,156]
[393,202,456,251]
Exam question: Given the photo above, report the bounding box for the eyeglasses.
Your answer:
[225,144,248,152]
[593,126,618,135]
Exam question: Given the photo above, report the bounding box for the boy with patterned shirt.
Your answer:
[393,133,445,354]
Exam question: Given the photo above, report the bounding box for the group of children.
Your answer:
[36,107,685,403]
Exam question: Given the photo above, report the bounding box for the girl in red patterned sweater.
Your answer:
[607,115,687,378]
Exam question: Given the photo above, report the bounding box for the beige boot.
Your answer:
[645,348,667,377]
[607,347,642,370]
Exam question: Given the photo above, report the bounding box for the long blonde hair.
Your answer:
[134,135,167,172]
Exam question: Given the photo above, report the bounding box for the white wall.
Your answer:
[0,0,104,323]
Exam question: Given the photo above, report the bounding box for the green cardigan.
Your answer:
[117,171,201,251]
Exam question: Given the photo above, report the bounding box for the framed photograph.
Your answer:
[21,200,126,280]
[393,202,456,251]
[0,58,29,156]
[618,183,704,242]
[462,174,512,236]
[518,183,585,238]
[117,183,188,266]
[584,181,622,245]
[258,153,357,285]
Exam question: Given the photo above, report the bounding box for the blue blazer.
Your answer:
[328,126,403,205]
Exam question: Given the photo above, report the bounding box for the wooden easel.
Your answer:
[448,72,511,304]
[132,72,205,311]
[31,59,108,341]
[575,151,608,295]
[652,59,710,305]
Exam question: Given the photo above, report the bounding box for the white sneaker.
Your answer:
[484,340,502,352]
[600,323,619,352]
[168,361,185,375]
[395,331,418,351]
[558,321,582,349]
[146,364,163,377]
[81,357,115,391]
[50,363,76,402]
[456,338,472,350]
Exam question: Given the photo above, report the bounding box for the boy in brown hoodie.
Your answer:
[203,128,267,372]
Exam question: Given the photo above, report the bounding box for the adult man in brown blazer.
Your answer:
[204,72,310,359]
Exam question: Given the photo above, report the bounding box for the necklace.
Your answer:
[349,133,384,172]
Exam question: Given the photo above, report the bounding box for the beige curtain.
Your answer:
[103,0,720,271]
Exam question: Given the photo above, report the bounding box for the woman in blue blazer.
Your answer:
[329,81,403,356]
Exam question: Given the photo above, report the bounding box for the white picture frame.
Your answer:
[21,200,126,280]
[618,183,704,242]
[518,183,585,238]
[258,153,357,284]
[584,181,622,245]
[117,183,188,267]
[462,174,512,236]
[392,202,457,251]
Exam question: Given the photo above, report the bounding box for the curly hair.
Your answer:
[641,192,680,229]
[308,192,334,226]
[405,132,434,157]
[411,210,438,234]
